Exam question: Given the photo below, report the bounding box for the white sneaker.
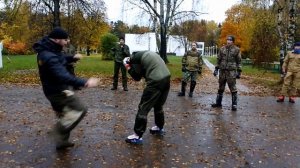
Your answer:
[125,134,143,144]
[150,126,165,135]
[150,126,160,131]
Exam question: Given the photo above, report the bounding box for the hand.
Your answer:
[213,68,219,76]
[181,66,186,72]
[236,71,241,79]
[123,57,131,70]
[73,53,83,60]
[198,68,202,74]
[236,69,242,79]
[85,78,99,88]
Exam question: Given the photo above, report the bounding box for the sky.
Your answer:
[104,0,241,25]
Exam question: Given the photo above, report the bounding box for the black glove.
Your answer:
[236,69,242,79]
[182,66,186,72]
[111,48,116,51]
[198,68,202,74]
[213,68,219,76]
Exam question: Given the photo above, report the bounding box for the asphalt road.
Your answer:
[0,84,299,168]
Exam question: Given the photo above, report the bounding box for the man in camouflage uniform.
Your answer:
[178,42,203,97]
[63,40,81,90]
[212,35,242,111]
[111,37,130,91]
[277,42,300,103]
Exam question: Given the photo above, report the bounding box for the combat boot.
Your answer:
[189,81,196,97]
[231,92,238,111]
[276,95,285,102]
[178,81,187,96]
[289,96,296,103]
[211,94,223,108]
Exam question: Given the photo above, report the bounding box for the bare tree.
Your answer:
[126,0,203,63]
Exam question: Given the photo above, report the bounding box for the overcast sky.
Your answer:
[104,0,241,25]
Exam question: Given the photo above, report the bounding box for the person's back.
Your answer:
[124,51,171,144]
[139,51,170,82]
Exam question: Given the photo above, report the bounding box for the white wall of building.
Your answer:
[125,33,186,56]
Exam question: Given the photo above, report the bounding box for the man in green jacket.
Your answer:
[123,51,171,144]
[111,37,130,91]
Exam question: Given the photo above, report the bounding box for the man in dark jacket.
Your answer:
[211,35,242,111]
[111,37,130,91]
[33,27,99,150]
[123,51,171,144]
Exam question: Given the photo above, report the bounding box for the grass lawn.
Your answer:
[0,54,183,84]
[0,54,282,90]
[205,56,282,89]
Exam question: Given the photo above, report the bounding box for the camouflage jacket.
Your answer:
[216,45,241,71]
[182,50,203,71]
[113,44,130,63]
[283,51,300,73]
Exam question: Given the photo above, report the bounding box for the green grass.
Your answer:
[0,54,184,83]
[205,56,282,88]
[1,55,37,71]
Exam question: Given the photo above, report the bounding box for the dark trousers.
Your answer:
[134,76,170,137]
[113,61,127,88]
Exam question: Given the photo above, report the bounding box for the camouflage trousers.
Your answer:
[218,70,237,94]
[181,71,198,83]
[281,71,300,96]
[46,90,87,144]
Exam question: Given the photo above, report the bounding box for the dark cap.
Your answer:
[294,42,300,47]
[227,35,235,42]
[119,36,125,41]
[48,27,69,39]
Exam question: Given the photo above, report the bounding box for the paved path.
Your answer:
[0,85,299,167]
[203,58,251,93]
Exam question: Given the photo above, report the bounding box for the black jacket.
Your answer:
[33,37,86,96]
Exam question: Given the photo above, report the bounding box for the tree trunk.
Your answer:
[160,23,168,63]
[53,0,61,27]
[277,4,285,76]
[287,0,297,50]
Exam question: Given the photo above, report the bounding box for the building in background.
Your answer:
[195,42,205,55]
[125,33,186,56]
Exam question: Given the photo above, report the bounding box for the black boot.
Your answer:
[178,81,187,96]
[212,94,223,108]
[189,81,196,97]
[232,92,238,111]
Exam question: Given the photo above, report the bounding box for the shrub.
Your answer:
[99,33,118,60]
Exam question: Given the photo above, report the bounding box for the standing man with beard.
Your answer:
[178,42,203,97]
[211,35,242,111]
[111,37,130,91]
[33,27,99,150]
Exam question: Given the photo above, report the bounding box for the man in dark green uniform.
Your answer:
[212,35,242,111]
[111,37,130,91]
[178,42,203,97]
[123,51,171,144]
